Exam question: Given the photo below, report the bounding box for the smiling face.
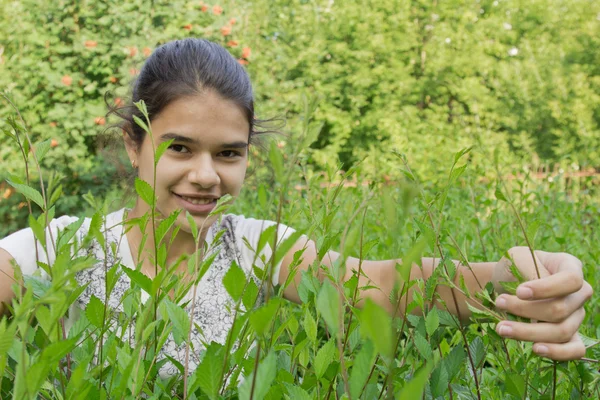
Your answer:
[126,91,250,235]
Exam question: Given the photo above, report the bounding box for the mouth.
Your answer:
[173,193,219,214]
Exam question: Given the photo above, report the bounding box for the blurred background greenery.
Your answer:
[0,0,599,234]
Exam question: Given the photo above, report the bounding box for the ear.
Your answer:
[122,125,139,164]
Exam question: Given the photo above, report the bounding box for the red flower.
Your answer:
[61,75,73,86]
[84,40,98,49]
[201,4,208,12]
[221,25,232,36]
[94,117,106,126]
[183,24,193,31]
[241,47,251,59]
[237,59,249,65]
[143,47,152,57]
[51,139,59,148]
[213,5,223,15]
[227,40,239,48]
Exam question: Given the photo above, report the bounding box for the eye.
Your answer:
[169,144,190,153]
[219,150,242,158]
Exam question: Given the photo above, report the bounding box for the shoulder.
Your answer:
[219,214,296,243]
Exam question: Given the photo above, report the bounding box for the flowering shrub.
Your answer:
[0,0,253,221]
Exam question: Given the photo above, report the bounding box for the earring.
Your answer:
[131,160,137,169]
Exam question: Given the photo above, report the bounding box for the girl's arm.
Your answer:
[0,249,17,315]
[278,239,592,361]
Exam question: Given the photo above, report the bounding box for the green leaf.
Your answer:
[398,235,429,283]
[249,298,281,337]
[468,337,485,368]
[186,211,199,241]
[314,339,336,378]
[425,308,439,337]
[525,220,541,247]
[499,281,519,295]
[359,299,392,358]
[349,341,376,399]
[397,363,433,400]
[207,194,234,217]
[505,374,526,399]
[7,180,45,209]
[122,266,152,294]
[239,351,277,400]
[303,309,317,343]
[222,261,246,302]
[272,230,304,269]
[316,280,340,337]
[164,299,190,345]
[132,115,150,133]
[443,345,466,381]
[414,332,433,361]
[495,187,507,202]
[28,214,46,247]
[156,210,181,244]
[430,363,449,398]
[284,384,311,400]
[189,342,224,399]
[135,178,156,206]
[268,142,285,182]
[508,262,526,284]
[34,139,52,162]
[85,295,105,328]
[155,139,173,165]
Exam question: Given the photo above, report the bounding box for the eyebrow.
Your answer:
[159,133,248,149]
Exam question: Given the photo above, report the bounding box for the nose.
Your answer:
[187,155,220,188]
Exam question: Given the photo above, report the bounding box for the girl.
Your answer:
[0,39,592,378]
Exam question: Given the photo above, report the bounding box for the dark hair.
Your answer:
[109,38,261,149]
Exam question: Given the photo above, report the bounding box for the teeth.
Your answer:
[180,196,215,205]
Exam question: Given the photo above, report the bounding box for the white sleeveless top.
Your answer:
[0,208,296,376]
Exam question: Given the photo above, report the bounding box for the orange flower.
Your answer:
[142,47,152,57]
[61,75,73,86]
[237,59,248,65]
[129,68,140,76]
[2,188,14,200]
[94,117,106,126]
[84,40,98,49]
[227,40,239,48]
[229,18,236,25]
[126,46,138,57]
[51,139,59,148]
[221,25,232,36]
[183,24,193,31]
[17,202,27,209]
[241,47,251,59]
[213,5,223,15]
[201,4,208,12]
[115,97,124,106]
[49,122,57,128]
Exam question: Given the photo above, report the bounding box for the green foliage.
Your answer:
[0,1,600,398]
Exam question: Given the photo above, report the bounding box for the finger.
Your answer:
[533,333,587,361]
[496,307,585,343]
[508,247,551,281]
[516,270,585,300]
[496,288,589,323]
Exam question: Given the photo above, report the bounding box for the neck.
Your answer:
[126,200,206,271]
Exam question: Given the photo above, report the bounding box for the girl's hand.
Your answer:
[491,246,593,361]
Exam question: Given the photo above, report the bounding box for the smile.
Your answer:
[178,195,215,205]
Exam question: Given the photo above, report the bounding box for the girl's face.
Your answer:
[127,91,250,235]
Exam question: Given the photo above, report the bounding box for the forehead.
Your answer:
[150,92,250,143]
